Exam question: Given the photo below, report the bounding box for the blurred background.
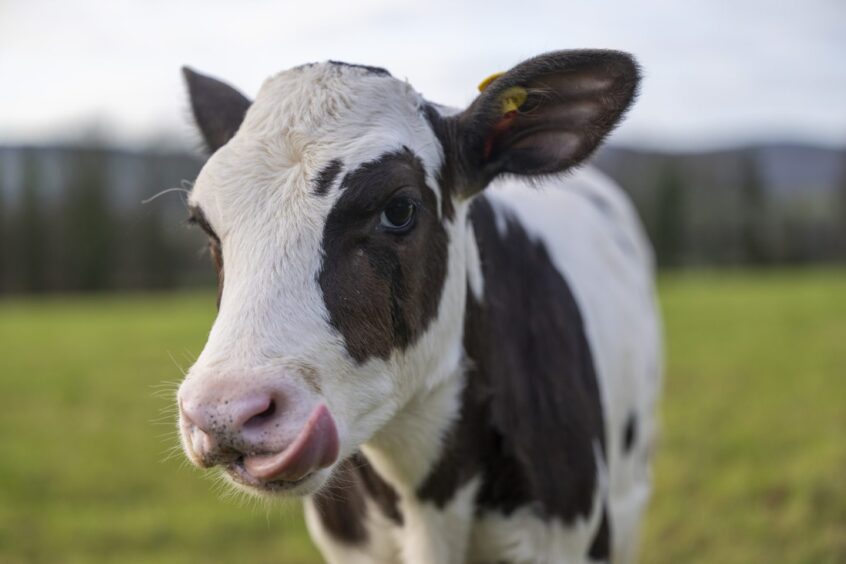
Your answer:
[1,0,843,562]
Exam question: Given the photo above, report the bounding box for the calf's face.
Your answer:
[175,53,639,497]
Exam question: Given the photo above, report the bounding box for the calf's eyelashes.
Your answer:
[187,205,220,243]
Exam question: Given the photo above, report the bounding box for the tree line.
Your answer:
[0,145,208,294]
[597,145,846,268]
[0,143,844,294]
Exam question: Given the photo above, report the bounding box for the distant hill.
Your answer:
[596,142,846,199]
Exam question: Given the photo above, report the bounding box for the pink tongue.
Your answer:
[243,404,339,482]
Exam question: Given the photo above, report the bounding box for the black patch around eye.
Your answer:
[318,149,448,363]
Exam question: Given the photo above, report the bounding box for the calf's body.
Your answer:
[306,168,660,564]
[175,52,661,563]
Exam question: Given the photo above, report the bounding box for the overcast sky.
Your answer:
[1,0,844,150]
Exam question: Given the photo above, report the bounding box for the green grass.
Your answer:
[1,270,844,563]
[642,270,846,563]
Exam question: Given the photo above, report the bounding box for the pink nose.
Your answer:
[181,393,277,436]
[180,392,282,465]
[177,381,340,483]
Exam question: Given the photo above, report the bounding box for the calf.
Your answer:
[176,50,661,563]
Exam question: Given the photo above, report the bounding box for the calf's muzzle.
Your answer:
[177,374,339,484]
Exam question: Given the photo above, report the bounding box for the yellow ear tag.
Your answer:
[477,72,528,115]
[500,86,528,115]
[478,72,505,92]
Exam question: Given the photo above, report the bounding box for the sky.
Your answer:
[1,0,845,151]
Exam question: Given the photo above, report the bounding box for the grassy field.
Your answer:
[1,270,844,563]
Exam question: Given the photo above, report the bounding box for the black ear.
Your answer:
[456,49,639,193]
[182,66,252,153]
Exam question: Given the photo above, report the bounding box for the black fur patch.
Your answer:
[623,413,637,454]
[328,60,391,77]
[588,504,611,560]
[418,197,606,526]
[318,149,448,363]
[312,458,369,544]
[313,159,343,196]
[311,454,403,545]
[353,453,403,526]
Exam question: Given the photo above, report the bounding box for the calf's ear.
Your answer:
[182,67,252,153]
[455,49,639,194]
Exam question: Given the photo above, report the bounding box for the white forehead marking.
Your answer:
[188,62,446,231]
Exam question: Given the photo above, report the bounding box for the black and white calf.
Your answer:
[176,50,661,563]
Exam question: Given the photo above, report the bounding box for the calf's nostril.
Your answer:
[180,399,206,432]
[243,398,277,430]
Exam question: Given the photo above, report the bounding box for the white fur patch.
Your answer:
[465,221,485,301]
[400,477,481,564]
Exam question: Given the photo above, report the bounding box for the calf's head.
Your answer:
[176,51,639,496]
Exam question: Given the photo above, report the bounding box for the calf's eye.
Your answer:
[380,196,417,233]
